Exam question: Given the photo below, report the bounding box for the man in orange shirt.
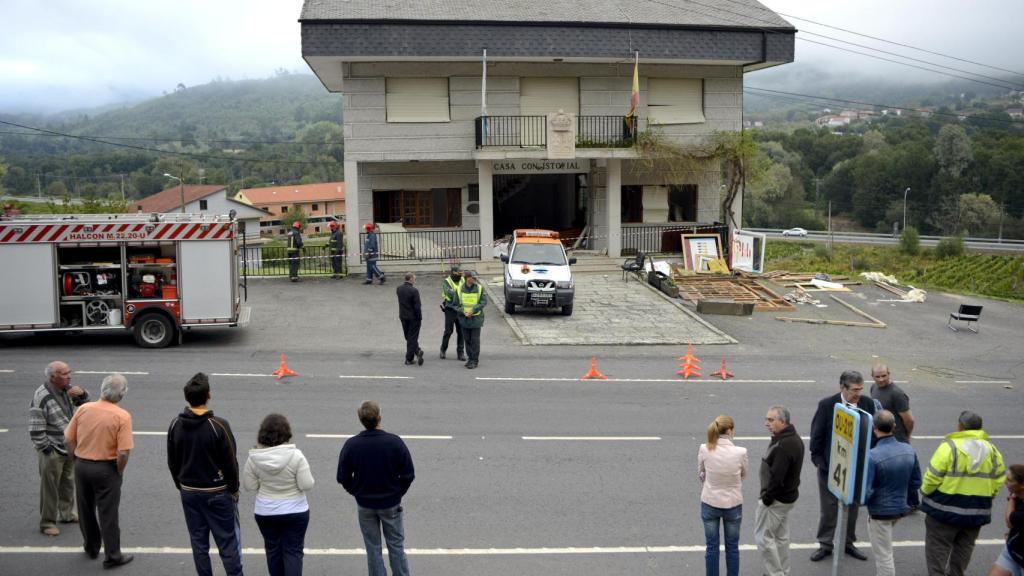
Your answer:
[64,373,135,569]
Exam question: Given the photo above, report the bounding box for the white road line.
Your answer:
[74,370,149,375]
[955,380,1012,384]
[523,436,661,441]
[476,377,815,383]
[306,434,452,440]
[0,540,1004,556]
[338,375,414,380]
[135,431,167,436]
[0,369,15,373]
[210,373,275,378]
[0,429,8,433]
[734,435,1024,441]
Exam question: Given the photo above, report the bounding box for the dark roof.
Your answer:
[299,0,794,30]
[135,185,226,214]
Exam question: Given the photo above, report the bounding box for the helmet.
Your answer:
[364,222,375,232]
[292,221,301,229]
[328,221,338,230]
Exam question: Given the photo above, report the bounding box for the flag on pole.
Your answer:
[624,51,639,137]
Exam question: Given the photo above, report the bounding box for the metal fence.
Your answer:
[241,244,346,277]
[475,116,640,148]
[622,223,730,259]
[359,229,482,262]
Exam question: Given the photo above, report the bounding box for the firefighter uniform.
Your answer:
[456,272,487,369]
[287,225,303,281]
[328,224,343,277]
[440,270,465,360]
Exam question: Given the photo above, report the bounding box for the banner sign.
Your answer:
[730,229,766,273]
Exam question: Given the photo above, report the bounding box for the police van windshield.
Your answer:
[510,243,567,265]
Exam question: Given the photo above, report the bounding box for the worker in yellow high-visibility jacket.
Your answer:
[921,410,1006,576]
[455,270,487,370]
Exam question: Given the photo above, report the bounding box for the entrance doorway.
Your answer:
[493,173,586,238]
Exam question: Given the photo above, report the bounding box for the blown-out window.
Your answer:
[647,78,705,125]
[373,189,462,227]
[386,78,451,123]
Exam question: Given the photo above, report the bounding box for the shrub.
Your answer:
[900,226,920,255]
[813,244,831,261]
[935,235,965,259]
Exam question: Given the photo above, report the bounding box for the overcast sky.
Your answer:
[0,0,1021,113]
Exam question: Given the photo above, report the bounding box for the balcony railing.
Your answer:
[475,116,640,149]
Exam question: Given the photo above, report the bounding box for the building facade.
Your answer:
[300,0,795,264]
[235,182,345,236]
[135,184,265,239]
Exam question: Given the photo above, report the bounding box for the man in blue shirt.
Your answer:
[866,410,922,576]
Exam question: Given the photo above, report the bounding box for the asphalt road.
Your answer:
[1,276,1021,575]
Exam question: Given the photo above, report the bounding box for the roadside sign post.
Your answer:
[828,403,873,576]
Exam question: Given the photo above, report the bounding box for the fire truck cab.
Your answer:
[0,213,249,348]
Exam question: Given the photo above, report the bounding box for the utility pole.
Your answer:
[828,200,833,255]
[902,187,911,233]
[120,174,125,201]
[36,174,42,198]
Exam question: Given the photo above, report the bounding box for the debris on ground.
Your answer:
[860,271,927,302]
[776,295,887,328]
[672,268,793,311]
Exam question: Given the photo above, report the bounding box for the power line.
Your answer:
[0,129,343,146]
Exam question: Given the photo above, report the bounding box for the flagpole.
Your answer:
[481,48,488,144]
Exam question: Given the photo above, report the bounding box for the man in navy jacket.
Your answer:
[338,401,415,576]
[865,410,922,576]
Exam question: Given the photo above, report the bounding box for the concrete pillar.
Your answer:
[344,160,361,267]
[477,160,494,260]
[606,158,622,257]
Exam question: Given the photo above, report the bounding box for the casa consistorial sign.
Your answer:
[492,159,588,174]
[546,110,576,159]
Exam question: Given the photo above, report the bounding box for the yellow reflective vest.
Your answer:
[458,283,482,316]
[441,276,464,304]
[921,429,1006,527]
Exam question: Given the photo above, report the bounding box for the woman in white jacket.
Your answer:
[243,414,314,576]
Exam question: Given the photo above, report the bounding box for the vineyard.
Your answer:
[764,242,1024,302]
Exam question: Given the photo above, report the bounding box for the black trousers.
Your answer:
[441,308,464,354]
[256,510,310,576]
[330,249,343,274]
[463,326,481,363]
[75,459,123,562]
[287,250,300,279]
[816,466,859,549]
[401,318,422,362]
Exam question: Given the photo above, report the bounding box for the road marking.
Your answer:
[0,369,15,373]
[0,429,8,433]
[734,435,1024,441]
[135,431,167,436]
[306,434,452,440]
[338,375,414,380]
[211,373,275,378]
[0,540,1004,556]
[523,436,661,441]
[74,371,149,375]
[955,380,1012,384]
[476,377,815,384]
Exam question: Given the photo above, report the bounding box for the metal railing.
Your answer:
[241,244,346,277]
[475,116,639,148]
[622,223,730,258]
[359,229,481,262]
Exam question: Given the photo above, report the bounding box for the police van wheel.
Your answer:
[133,313,175,348]
[561,304,573,316]
[504,289,515,314]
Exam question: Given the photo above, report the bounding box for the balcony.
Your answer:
[475,115,641,149]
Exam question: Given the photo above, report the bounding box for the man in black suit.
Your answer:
[809,370,878,562]
[396,273,424,366]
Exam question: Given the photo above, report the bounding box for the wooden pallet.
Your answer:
[672,275,794,311]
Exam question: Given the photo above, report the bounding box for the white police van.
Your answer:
[499,229,576,316]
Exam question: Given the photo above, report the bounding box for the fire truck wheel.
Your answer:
[132,313,175,348]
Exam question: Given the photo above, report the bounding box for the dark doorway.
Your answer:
[493,174,585,238]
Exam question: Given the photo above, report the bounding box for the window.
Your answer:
[199,199,208,210]
[386,78,450,123]
[373,189,462,227]
[314,226,320,233]
[647,79,705,125]
[621,186,643,223]
[669,185,698,222]
[281,206,288,213]
[311,203,319,212]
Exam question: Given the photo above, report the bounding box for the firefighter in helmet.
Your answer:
[328,220,343,278]
[287,220,303,282]
[363,222,385,285]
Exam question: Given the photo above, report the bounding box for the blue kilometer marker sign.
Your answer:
[828,403,873,506]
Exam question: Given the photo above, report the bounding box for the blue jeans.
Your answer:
[180,490,243,576]
[366,261,383,281]
[256,510,309,576]
[357,504,409,576]
[701,502,742,576]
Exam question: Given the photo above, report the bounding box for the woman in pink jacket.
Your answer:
[698,415,748,576]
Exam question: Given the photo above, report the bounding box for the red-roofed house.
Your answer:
[235,182,345,236]
[134,184,266,239]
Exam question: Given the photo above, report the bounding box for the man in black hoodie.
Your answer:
[338,400,415,576]
[167,373,243,576]
[755,405,805,576]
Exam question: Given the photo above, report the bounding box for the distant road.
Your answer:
[1,195,84,204]
[749,229,1024,254]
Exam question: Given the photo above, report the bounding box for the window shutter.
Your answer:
[519,78,580,115]
[386,78,451,122]
[647,79,705,125]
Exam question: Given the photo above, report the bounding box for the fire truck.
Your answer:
[0,213,249,348]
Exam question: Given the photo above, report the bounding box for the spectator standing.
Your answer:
[338,401,415,576]
[438,266,466,361]
[244,414,315,576]
[397,273,424,366]
[755,405,804,576]
[871,363,919,509]
[328,220,344,278]
[922,410,1006,576]
[988,464,1024,576]
[167,373,243,576]
[456,270,487,369]
[363,223,385,285]
[287,220,304,282]
[865,410,923,576]
[697,415,747,576]
[63,373,134,569]
[29,360,89,536]
[809,370,877,562]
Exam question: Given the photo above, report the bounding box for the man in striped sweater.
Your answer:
[29,360,89,536]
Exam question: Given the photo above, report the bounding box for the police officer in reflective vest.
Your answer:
[439,265,466,361]
[456,270,487,369]
[287,220,303,282]
[328,220,343,278]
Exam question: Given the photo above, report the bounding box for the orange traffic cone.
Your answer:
[272,354,298,380]
[677,343,702,365]
[677,344,702,379]
[711,356,735,381]
[581,357,608,380]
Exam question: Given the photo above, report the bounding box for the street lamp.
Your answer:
[163,173,185,213]
[902,187,911,233]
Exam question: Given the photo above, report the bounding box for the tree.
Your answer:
[0,157,7,194]
[957,193,1000,236]
[280,205,307,230]
[862,130,887,154]
[933,124,973,178]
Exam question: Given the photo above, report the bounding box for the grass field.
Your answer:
[765,242,1024,302]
